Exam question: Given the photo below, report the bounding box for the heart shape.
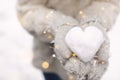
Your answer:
[65,26,105,62]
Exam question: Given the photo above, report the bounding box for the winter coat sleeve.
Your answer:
[77,0,120,31]
[17,0,78,40]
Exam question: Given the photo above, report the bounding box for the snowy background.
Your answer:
[0,0,120,80]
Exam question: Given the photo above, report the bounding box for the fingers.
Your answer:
[54,24,109,80]
[32,38,69,80]
[88,61,108,80]
[96,40,110,61]
[32,38,54,71]
[54,24,77,62]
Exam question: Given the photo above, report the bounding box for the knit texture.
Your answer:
[17,0,120,80]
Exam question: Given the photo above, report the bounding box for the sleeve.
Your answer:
[77,0,120,31]
[17,0,78,40]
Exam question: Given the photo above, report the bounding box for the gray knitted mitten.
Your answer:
[17,0,120,80]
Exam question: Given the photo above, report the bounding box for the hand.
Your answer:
[54,24,109,80]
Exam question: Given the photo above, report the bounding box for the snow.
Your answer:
[65,26,105,62]
[0,0,44,80]
[0,0,120,80]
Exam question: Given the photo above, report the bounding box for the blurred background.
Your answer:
[0,0,120,80]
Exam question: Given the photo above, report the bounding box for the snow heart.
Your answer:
[65,26,105,62]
